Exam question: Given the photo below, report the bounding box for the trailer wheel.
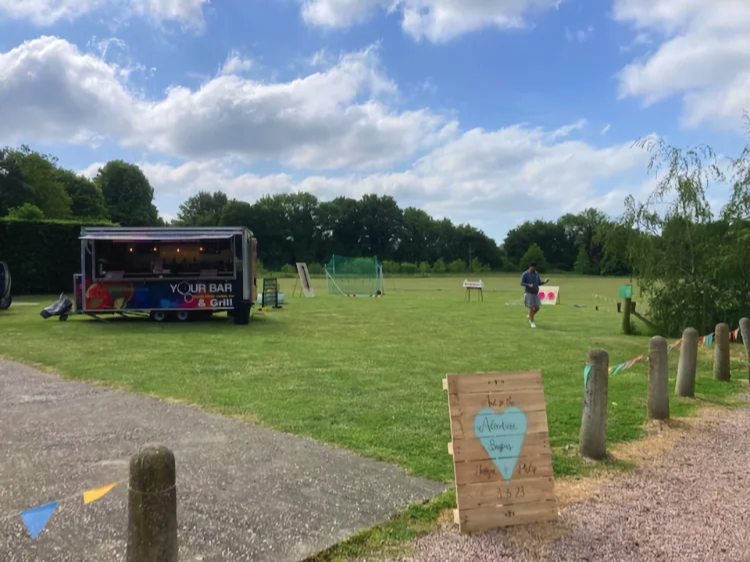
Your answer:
[175,310,190,322]
[150,311,168,322]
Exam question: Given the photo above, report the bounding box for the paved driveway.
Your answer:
[0,360,446,562]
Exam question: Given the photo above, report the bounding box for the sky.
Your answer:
[1,0,749,242]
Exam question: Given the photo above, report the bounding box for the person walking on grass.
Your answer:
[521,262,549,328]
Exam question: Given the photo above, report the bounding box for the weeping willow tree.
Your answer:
[624,117,750,336]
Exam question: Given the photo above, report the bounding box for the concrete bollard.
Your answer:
[127,446,178,562]
[740,318,750,380]
[648,336,669,420]
[676,328,698,398]
[714,323,731,382]
[580,349,609,460]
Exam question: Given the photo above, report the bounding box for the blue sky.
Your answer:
[1,0,748,241]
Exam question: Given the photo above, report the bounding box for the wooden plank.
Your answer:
[445,372,542,395]
[457,500,557,534]
[450,410,549,440]
[454,454,554,486]
[449,390,547,417]
[447,442,454,456]
[457,476,555,510]
[451,431,550,463]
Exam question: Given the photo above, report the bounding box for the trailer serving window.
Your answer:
[88,236,236,281]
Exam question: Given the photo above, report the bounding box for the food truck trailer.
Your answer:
[73,227,258,324]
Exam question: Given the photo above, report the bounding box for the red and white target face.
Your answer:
[540,287,559,305]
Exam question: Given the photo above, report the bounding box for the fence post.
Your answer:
[648,336,669,420]
[127,446,178,562]
[622,297,632,335]
[676,328,698,398]
[580,349,609,460]
[740,318,750,380]
[714,323,730,382]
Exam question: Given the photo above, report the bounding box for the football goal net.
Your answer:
[325,255,385,297]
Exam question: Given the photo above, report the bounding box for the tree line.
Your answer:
[0,144,633,274]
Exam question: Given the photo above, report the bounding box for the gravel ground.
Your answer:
[404,399,750,562]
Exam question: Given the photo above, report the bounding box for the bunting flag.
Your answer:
[83,483,118,505]
[704,333,714,346]
[668,339,681,351]
[732,328,740,342]
[624,355,644,369]
[583,364,591,385]
[612,363,626,375]
[20,502,58,539]
[6,480,124,541]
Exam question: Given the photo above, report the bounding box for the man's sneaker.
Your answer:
[530,322,537,328]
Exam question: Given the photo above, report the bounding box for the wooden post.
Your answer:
[675,328,698,398]
[648,336,669,420]
[127,446,178,562]
[714,323,731,382]
[579,349,609,460]
[740,318,750,380]
[622,297,632,335]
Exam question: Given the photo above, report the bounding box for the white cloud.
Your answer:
[301,0,562,43]
[218,50,253,76]
[0,37,457,171]
[0,0,208,27]
[615,0,750,131]
[137,122,649,229]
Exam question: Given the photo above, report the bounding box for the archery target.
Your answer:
[539,286,559,305]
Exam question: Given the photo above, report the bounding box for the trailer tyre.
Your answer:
[176,310,190,322]
[150,311,168,322]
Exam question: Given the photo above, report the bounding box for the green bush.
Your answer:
[280,264,296,276]
[432,258,447,274]
[447,259,466,273]
[400,262,418,275]
[382,260,400,274]
[418,262,432,276]
[0,217,113,294]
[307,262,324,275]
[7,203,45,220]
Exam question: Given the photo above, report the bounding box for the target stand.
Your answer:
[463,280,484,302]
[539,286,560,306]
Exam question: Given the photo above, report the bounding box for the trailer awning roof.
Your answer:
[80,233,234,241]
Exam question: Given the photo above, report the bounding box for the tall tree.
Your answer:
[176,191,228,226]
[504,220,576,270]
[358,194,404,259]
[95,161,159,226]
[56,169,108,220]
[319,197,363,260]
[0,148,34,217]
[14,147,71,219]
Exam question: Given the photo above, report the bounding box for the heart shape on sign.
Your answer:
[473,406,527,483]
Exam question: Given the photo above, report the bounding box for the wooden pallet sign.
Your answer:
[443,371,557,534]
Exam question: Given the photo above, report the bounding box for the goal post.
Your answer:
[325,255,385,297]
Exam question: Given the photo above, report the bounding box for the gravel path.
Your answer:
[406,399,750,562]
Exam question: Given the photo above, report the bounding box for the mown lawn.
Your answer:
[0,274,744,482]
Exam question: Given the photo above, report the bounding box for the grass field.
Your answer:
[0,274,745,483]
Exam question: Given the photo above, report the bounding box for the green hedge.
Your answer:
[0,218,113,295]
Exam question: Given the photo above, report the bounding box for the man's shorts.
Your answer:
[524,293,541,308]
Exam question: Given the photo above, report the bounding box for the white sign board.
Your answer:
[296,263,315,298]
[539,286,559,306]
[463,280,484,289]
